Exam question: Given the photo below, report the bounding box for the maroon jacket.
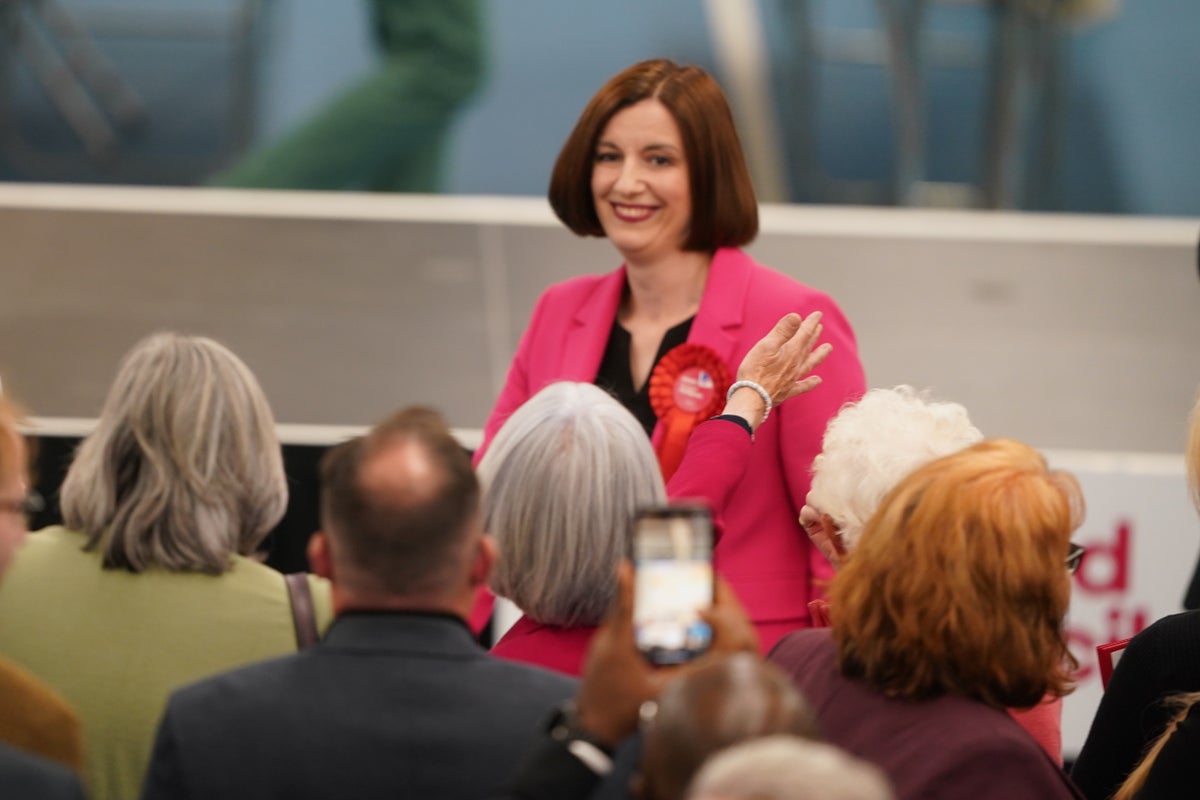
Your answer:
[769,629,1084,800]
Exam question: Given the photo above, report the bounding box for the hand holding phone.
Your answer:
[632,505,714,665]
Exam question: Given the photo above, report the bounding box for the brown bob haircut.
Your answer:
[830,438,1082,709]
[548,58,758,252]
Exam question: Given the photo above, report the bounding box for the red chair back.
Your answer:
[1097,638,1132,688]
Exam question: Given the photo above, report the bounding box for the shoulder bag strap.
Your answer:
[284,572,320,650]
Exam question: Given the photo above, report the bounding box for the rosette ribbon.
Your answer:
[648,343,731,481]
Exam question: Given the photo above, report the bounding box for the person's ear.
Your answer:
[308,532,334,581]
[469,534,496,588]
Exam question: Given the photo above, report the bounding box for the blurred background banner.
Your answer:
[1050,451,1196,758]
[3,0,1198,215]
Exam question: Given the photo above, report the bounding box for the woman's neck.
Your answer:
[620,249,712,325]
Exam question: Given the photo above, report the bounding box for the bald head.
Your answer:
[639,655,821,800]
[318,408,480,598]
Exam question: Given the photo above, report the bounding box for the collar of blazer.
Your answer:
[320,611,481,655]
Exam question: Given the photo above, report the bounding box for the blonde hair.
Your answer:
[1112,691,1200,800]
[831,438,1081,708]
[61,333,286,573]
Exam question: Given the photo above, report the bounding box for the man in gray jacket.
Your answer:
[141,407,576,800]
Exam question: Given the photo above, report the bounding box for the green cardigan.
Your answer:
[0,526,333,800]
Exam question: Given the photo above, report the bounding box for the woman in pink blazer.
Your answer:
[476,59,865,651]
[482,315,831,675]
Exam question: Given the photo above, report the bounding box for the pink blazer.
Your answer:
[478,248,865,650]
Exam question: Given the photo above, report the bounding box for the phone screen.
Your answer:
[632,505,714,665]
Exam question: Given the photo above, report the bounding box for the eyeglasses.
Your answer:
[1065,542,1086,575]
[0,490,44,518]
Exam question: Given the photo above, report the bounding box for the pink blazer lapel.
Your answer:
[686,248,752,369]
[560,267,626,381]
[650,248,752,446]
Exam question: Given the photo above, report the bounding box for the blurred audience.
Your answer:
[481,312,831,672]
[140,407,576,800]
[0,333,332,800]
[0,395,86,784]
[1072,391,1200,800]
[685,735,893,800]
[635,653,820,800]
[770,439,1084,799]
[496,561,771,800]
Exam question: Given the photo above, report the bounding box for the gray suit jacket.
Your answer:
[140,611,577,800]
[0,743,88,800]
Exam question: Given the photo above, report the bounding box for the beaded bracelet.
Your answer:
[726,380,772,425]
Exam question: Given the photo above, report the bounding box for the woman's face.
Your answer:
[590,98,691,266]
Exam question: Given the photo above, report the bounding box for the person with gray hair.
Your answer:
[482,381,665,673]
[685,735,894,800]
[0,332,333,800]
[482,312,833,674]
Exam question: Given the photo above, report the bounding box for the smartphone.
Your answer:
[631,505,715,665]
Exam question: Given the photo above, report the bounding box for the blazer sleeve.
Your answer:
[140,707,194,800]
[777,293,865,585]
[666,418,753,541]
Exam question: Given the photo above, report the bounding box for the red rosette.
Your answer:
[648,343,731,481]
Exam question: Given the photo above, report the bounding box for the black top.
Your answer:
[1072,609,1200,800]
[594,316,694,437]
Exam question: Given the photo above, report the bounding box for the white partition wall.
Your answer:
[1,184,1198,754]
